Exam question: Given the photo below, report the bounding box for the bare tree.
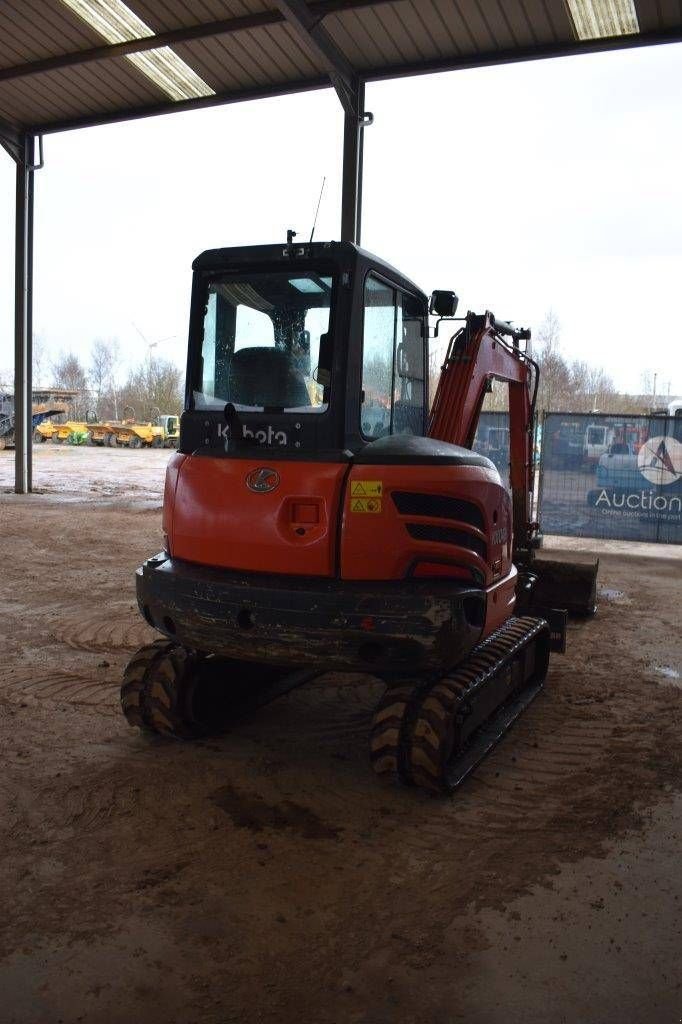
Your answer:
[51,351,89,418]
[89,337,121,419]
[640,370,654,399]
[118,355,183,421]
[33,332,47,387]
[535,310,571,413]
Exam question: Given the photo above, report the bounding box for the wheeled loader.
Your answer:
[121,241,597,792]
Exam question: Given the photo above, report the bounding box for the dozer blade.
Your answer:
[370,616,551,794]
[530,557,599,617]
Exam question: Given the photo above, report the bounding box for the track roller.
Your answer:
[370,616,550,794]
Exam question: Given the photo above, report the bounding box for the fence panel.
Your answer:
[473,411,511,490]
[538,412,682,544]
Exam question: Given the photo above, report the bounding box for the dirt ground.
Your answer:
[1,446,681,1024]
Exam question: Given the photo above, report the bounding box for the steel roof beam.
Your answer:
[274,1,369,242]
[275,0,361,116]
[367,25,682,83]
[23,24,682,136]
[0,0,391,85]
[0,118,21,162]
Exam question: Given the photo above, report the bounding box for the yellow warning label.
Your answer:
[350,480,382,497]
[351,497,382,514]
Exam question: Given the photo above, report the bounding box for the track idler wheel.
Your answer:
[370,616,551,794]
[121,639,211,739]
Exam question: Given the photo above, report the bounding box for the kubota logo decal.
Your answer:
[246,467,280,493]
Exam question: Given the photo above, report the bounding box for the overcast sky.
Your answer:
[1,40,681,397]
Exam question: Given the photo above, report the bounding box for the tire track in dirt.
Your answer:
[0,669,120,712]
[50,611,155,653]
[255,665,677,853]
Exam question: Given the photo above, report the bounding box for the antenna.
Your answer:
[309,176,326,244]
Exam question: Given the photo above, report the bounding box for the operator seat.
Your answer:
[227,347,310,409]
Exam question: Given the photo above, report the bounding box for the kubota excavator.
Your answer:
[121,240,597,793]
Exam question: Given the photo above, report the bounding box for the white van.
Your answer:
[584,423,613,465]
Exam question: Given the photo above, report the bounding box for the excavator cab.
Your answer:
[181,241,429,457]
[122,240,597,794]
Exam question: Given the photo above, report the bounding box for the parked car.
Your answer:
[595,442,640,489]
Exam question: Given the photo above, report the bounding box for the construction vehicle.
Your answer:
[1,393,67,450]
[88,422,116,446]
[109,407,165,448]
[544,419,585,470]
[121,241,597,793]
[156,413,180,448]
[37,419,91,444]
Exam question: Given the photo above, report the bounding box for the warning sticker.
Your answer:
[350,480,382,497]
[351,497,382,514]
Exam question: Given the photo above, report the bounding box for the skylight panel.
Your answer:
[290,278,326,294]
[60,0,215,102]
[565,0,639,40]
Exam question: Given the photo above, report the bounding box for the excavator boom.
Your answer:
[429,310,596,618]
[429,312,537,556]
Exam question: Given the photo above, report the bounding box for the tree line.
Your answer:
[49,339,183,423]
[429,310,669,416]
[1,316,671,421]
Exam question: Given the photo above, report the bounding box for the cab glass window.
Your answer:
[195,271,334,413]
[361,275,425,438]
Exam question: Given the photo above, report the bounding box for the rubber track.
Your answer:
[120,639,203,739]
[370,616,550,793]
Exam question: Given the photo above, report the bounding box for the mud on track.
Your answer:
[1,446,681,1024]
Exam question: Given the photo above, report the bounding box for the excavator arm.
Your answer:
[428,311,538,558]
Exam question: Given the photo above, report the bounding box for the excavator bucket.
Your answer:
[530,557,599,618]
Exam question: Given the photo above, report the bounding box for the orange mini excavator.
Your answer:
[121,240,596,792]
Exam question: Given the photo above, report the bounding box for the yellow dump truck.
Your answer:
[88,423,116,446]
[109,421,164,448]
[36,420,90,444]
[109,408,177,448]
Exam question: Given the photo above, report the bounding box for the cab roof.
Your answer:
[192,242,427,303]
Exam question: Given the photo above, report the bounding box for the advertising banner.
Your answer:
[539,412,682,544]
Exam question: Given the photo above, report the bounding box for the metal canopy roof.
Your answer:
[4,0,682,496]
[1,0,680,137]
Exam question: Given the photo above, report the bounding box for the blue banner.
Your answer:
[539,412,682,544]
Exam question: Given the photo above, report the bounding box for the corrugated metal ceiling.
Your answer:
[0,0,680,135]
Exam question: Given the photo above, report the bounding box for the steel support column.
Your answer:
[14,134,35,494]
[275,1,369,246]
[341,79,365,244]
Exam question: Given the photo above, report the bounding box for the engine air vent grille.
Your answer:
[406,523,487,559]
[392,491,484,530]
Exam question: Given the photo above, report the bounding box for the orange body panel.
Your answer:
[340,463,512,586]
[166,454,347,577]
[164,454,516,641]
